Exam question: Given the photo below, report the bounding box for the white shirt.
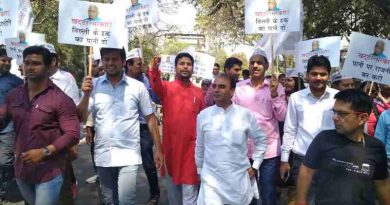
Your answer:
[281,87,339,162]
[195,104,266,205]
[88,74,153,167]
[50,69,80,104]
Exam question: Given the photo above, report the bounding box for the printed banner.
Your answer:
[0,0,19,44]
[342,32,390,85]
[18,0,34,32]
[295,36,341,73]
[159,54,175,73]
[124,0,158,33]
[193,52,215,80]
[245,0,301,34]
[5,32,46,65]
[58,0,128,48]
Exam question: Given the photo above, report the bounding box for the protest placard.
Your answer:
[5,32,45,65]
[159,54,176,73]
[18,0,34,32]
[342,32,390,85]
[0,0,19,44]
[121,0,159,34]
[295,36,341,73]
[245,0,301,34]
[193,52,215,80]
[160,50,215,79]
[58,0,128,48]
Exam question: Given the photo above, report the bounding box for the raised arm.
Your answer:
[271,84,287,121]
[148,56,165,100]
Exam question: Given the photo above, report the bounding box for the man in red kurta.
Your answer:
[149,52,205,205]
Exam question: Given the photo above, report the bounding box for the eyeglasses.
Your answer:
[331,109,366,119]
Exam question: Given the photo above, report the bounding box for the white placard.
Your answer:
[342,32,390,85]
[193,52,215,80]
[5,32,46,65]
[295,36,341,73]
[0,0,19,44]
[124,0,158,32]
[58,0,128,48]
[159,54,175,73]
[245,0,301,34]
[18,0,34,32]
[159,52,215,79]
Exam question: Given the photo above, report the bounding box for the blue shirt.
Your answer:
[88,73,153,167]
[372,53,387,59]
[0,73,23,133]
[375,110,390,159]
[135,73,160,124]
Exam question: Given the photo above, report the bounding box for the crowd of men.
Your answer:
[0,43,389,205]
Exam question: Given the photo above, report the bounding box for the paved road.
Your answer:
[74,143,169,205]
[3,143,291,205]
[3,142,169,205]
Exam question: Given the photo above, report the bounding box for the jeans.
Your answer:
[259,156,280,205]
[97,165,139,205]
[140,124,160,198]
[16,174,63,205]
[0,132,16,199]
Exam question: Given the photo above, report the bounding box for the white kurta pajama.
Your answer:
[195,104,267,205]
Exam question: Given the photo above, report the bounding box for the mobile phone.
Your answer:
[283,171,290,182]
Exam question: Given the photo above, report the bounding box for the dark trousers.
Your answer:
[140,124,160,198]
[0,132,16,200]
[259,156,281,205]
[59,160,76,205]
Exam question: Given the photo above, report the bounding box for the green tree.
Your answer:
[208,45,227,71]
[231,52,248,69]
[159,38,190,55]
[31,0,86,83]
[303,0,390,39]
[185,0,390,45]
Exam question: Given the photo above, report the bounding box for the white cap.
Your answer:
[41,43,57,54]
[286,68,300,78]
[126,48,142,61]
[251,48,268,60]
[331,71,353,83]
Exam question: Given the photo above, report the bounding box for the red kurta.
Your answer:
[149,69,205,185]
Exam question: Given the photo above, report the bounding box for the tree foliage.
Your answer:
[303,0,390,39]
[159,38,190,55]
[231,52,248,69]
[186,0,390,45]
[31,0,86,82]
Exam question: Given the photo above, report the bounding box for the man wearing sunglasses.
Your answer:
[296,89,390,205]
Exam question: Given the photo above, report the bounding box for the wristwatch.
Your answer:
[42,147,51,157]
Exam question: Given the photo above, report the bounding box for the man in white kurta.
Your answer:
[195,74,267,205]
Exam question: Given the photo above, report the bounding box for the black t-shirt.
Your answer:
[304,130,388,205]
